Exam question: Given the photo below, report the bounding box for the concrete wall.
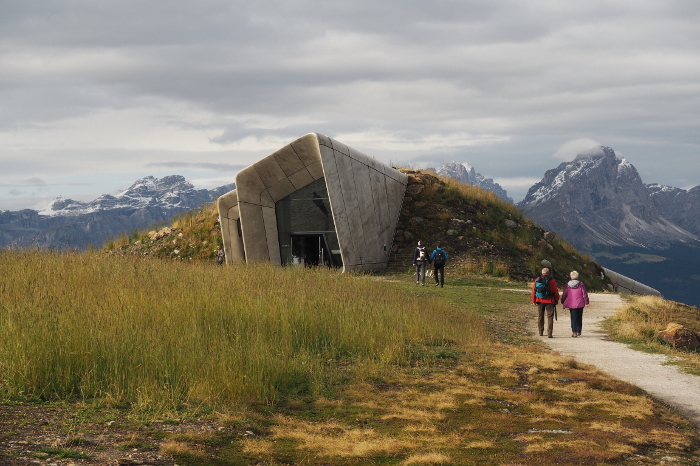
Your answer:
[603,267,662,296]
[216,189,245,264]
[218,133,408,271]
[316,134,407,271]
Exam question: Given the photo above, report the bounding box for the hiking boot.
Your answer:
[548,335,553,338]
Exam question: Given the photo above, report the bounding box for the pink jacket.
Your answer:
[561,280,589,309]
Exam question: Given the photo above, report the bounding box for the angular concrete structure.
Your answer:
[217,133,408,271]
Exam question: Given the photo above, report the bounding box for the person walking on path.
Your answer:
[412,240,429,285]
[532,267,560,338]
[216,245,225,265]
[430,243,448,288]
[561,270,589,337]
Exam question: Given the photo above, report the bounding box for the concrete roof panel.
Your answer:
[290,133,322,166]
[306,160,324,180]
[315,133,332,148]
[272,144,305,177]
[235,166,266,203]
[288,167,315,190]
[328,137,349,156]
[254,157,287,188]
[267,178,296,203]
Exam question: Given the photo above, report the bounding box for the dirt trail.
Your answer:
[532,293,700,426]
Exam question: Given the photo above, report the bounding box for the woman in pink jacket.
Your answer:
[561,270,589,337]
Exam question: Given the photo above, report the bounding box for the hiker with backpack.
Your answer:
[430,243,448,288]
[413,240,429,285]
[561,270,589,337]
[531,267,560,338]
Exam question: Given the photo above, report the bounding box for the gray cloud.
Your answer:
[1,0,699,208]
[146,161,246,172]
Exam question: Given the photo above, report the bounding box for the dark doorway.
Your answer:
[290,234,334,267]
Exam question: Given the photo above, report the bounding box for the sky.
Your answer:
[2,0,699,211]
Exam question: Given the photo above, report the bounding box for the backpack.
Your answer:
[418,247,427,261]
[433,249,445,266]
[535,275,553,299]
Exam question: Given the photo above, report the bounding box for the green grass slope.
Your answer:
[392,169,608,290]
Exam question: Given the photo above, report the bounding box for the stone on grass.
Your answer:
[657,323,700,350]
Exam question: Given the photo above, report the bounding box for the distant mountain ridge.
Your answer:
[0,175,234,250]
[435,161,513,203]
[518,146,699,250]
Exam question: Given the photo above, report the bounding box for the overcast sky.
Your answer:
[2,0,699,210]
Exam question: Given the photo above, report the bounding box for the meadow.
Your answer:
[1,251,699,464]
[0,250,483,410]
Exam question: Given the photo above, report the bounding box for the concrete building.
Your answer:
[217,133,408,271]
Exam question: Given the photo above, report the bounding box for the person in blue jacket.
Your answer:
[430,243,448,287]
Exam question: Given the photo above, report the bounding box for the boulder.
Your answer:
[406,183,424,195]
[505,219,518,228]
[657,323,700,350]
[543,231,556,242]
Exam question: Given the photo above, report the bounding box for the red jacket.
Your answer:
[532,275,560,304]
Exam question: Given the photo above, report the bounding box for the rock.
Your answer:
[406,184,424,195]
[450,218,466,224]
[409,217,425,225]
[543,231,556,242]
[657,323,700,350]
[447,229,458,236]
[148,227,172,241]
[505,219,518,228]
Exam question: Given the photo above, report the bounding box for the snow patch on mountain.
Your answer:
[39,175,227,217]
[435,162,513,203]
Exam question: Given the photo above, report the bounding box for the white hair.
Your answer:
[541,268,550,275]
[570,270,579,279]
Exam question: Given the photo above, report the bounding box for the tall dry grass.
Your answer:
[0,251,484,410]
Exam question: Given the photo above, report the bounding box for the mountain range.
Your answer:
[435,161,513,203]
[0,175,234,250]
[518,146,700,250]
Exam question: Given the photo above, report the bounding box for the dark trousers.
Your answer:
[569,308,584,334]
[434,264,445,287]
[537,302,555,336]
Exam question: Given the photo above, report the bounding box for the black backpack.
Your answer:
[535,275,553,299]
[433,249,445,265]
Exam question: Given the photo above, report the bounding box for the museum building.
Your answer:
[217,133,408,271]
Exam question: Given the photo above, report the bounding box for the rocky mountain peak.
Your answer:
[519,146,698,249]
[436,161,513,203]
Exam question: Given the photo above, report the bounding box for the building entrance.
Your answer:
[290,234,334,267]
[276,177,342,267]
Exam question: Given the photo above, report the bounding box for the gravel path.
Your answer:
[532,293,700,426]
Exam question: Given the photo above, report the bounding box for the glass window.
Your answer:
[275,177,342,267]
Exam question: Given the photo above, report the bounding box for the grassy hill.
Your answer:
[393,170,607,289]
[103,170,609,291]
